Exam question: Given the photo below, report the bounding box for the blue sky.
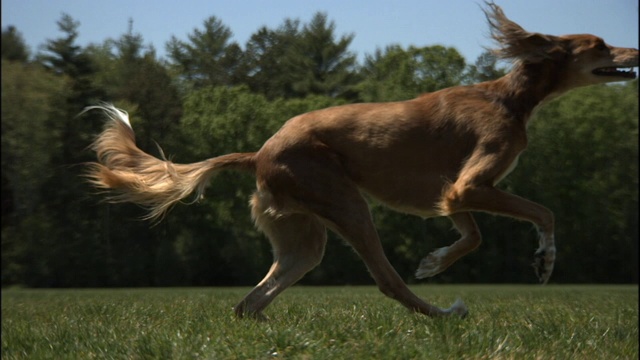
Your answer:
[2,0,638,64]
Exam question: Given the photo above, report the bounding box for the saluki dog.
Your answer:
[84,3,638,318]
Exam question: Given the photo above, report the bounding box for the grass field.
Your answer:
[2,285,638,359]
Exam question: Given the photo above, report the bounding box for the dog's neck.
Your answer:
[484,60,566,125]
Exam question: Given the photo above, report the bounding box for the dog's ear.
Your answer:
[484,2,566,63]
[513,33,567,63]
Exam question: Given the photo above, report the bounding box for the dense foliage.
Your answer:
[1,13,637,287]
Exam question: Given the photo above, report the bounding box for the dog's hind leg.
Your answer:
[415,212,482,279]
[307,182,467,318]
[233,192,327,319]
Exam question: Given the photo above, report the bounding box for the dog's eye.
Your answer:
[595,42,608,52]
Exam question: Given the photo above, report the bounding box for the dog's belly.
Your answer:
[357,172,447,218]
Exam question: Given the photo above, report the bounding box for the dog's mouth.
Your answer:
[592,67,637,79]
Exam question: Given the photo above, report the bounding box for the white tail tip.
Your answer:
[81,103,132,129]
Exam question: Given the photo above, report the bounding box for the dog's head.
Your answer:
[484,2,638,89]
[558,34,638,87]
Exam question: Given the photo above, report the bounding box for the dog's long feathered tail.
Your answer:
[84,104,256,221]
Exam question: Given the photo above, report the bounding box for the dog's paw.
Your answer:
[446,298,469,318]
[532,246,556,284]
[415,247,450,279]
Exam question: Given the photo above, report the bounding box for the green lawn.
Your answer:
[2,285,638,359]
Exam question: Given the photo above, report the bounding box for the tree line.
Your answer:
[1,12,637,287]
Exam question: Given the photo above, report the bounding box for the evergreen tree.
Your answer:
[243,13,358,99]
[166,16,242,90]
[1,61,66,285]
[84,19,185,286]
[3,14,110,286]
[1,26,30,62]
[290,12,358,98]
[242,19,302,99]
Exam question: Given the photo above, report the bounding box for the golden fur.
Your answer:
[85,3,638,318]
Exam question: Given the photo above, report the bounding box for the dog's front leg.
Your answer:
[415,212,482,279]
[440,184,556,284]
